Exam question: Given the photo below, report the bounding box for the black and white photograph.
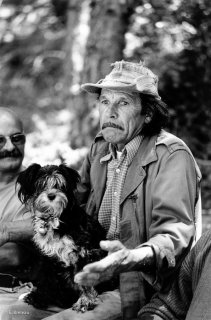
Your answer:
[0,0,211,319]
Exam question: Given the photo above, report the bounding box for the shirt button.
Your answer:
[114,191,117,196]
[116,168,120,173]
[112,216,116,221]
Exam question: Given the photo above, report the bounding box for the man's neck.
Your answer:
[0,170,19,186]
[116,143,125,152]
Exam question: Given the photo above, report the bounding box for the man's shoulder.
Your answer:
[156,130,190,152]
[155,130,201,179]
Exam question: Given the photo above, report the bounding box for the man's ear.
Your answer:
[145,116,151,124]
[16,163,41,203]
[145,110,153,124]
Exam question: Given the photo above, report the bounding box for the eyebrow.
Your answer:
[99,95,108,100]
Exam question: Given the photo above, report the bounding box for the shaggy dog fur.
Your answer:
[17,163,110,312]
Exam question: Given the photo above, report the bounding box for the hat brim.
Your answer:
[81,83,161,100]
[81,82,138,94]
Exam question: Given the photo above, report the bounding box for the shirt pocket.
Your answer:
[120,220,132,244]
[120,192,145,247]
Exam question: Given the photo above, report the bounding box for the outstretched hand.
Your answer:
[74,240,154,287]
[74,240,127,286]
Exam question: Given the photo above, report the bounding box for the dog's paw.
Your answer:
[72,287,98,313]
[72,296,98,313]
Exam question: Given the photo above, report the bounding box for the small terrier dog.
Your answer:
[17,163,108,312]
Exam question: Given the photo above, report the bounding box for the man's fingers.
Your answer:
[83,251,122,273]
[82,257,110,272]
[74,247,129,287]
[74,272,100,286]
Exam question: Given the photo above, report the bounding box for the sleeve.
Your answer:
[77,144,93,209]
[13,206,32,221]
[139,242,196,320]
[7,184,32,221]
[140,148,200,288]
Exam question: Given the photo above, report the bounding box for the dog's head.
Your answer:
[17,163,80,235]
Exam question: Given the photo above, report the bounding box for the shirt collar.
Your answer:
[100,135,143,165]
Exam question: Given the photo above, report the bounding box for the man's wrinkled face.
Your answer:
[98,89,145,150]
[0,114,25,173]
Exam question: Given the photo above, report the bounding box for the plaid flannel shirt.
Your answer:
[98,135,143,240]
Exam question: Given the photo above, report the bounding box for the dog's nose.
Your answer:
[48,193,56,201]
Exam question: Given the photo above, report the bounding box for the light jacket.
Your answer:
[77,129,202,319]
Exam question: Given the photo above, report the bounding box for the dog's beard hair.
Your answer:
[31,191,76,266]
[34,191,68,217]
[33,230,79,267]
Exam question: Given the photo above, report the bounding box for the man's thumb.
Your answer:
[100,240,124,253]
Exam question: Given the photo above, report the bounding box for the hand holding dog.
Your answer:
[74,240,154,286]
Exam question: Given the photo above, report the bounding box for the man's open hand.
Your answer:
[74,240,154,286]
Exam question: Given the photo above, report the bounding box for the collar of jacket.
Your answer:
[94,131,158,165]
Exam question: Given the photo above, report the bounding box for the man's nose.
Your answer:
[107,103,118,118]
[3,137,15,151]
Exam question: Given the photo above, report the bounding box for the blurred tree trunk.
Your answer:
[66,0,137,148]
[63,0,84,102]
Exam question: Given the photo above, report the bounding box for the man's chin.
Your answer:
[0,158,22,171]
[102,129,123,144]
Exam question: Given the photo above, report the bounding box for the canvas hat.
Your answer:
[81,60,161,100]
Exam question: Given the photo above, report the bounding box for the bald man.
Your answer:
[0,108,38,316]
[0,107,34,269]
[0,108,65,320]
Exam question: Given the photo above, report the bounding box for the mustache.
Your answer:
[102,122,123,131]
[0,149,22,159]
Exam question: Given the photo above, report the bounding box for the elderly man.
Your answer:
[3,61,201,320]
[0,107,33,274]
[72,60,202,320]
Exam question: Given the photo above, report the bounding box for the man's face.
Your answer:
[98,89,145,150]
[0,114,25,173]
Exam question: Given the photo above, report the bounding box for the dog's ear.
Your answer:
[59,164,81,192]
[17,163,41,203]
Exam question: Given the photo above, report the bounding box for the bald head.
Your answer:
[0,107,24,132]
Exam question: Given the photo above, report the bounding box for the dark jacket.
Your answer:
[77,129,201,319]
[139,230,211,320]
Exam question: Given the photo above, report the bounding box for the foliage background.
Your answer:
[0,0,211,228]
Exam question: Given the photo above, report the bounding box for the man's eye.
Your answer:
[100,99,109,105]
[119,100,129,106]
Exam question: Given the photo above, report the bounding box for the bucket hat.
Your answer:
[81,60,161,99]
